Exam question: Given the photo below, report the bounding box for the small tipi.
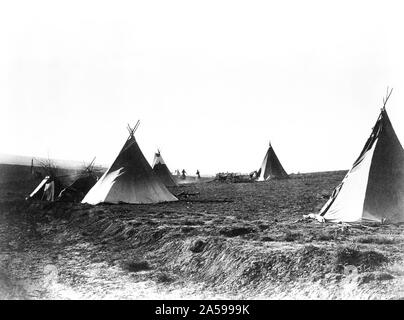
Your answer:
[26,176,59,201]
[26,159,61,201]
[58,158,99,202]
[319,90,404,223]
[257,142,288,181]
[152,150,178,187]
[82,122,178,204]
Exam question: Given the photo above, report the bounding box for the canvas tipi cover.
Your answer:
[257,142,288,181]
[58,158,99,202]
[82,127,178,205]
[58,174,98,202]
[152,150,178,187]
[26,176,59,201]
[319,106,404,223]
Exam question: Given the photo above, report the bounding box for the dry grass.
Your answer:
[122,260,151,273]
[1,165,403,299]
[355,235,396,245]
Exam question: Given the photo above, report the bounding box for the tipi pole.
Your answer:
[382,87,393,109]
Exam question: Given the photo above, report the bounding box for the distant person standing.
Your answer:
[42,176,55,201]
[196,170,200,180]
[181,169,187,180]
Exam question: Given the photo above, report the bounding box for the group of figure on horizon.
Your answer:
[175,169,200,180]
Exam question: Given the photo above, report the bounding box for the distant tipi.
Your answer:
[319,90,404,223]
[82,122,178,204]
[257,142,288,181]
[152,150,178,187]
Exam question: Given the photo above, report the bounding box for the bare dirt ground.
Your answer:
[0,164,403,299]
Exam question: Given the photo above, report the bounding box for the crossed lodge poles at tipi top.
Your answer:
[318,89,404,223]
[81,121,178,205]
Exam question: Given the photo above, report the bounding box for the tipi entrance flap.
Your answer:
[257,152,269,181]
[82,167,123,204]
[320,138,377,222]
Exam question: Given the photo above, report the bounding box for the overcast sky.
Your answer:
[1,0,404,175]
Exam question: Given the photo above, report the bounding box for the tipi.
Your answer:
[26,159,62,201]
[257,142,288,181]
[318,90,404,223]
[82,122,178,204]
[58,158,99,202]
[152,150,178,187]
[26,176,60,201]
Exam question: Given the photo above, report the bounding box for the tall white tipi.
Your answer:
[82,122,178,204]
[319,91,404,223]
